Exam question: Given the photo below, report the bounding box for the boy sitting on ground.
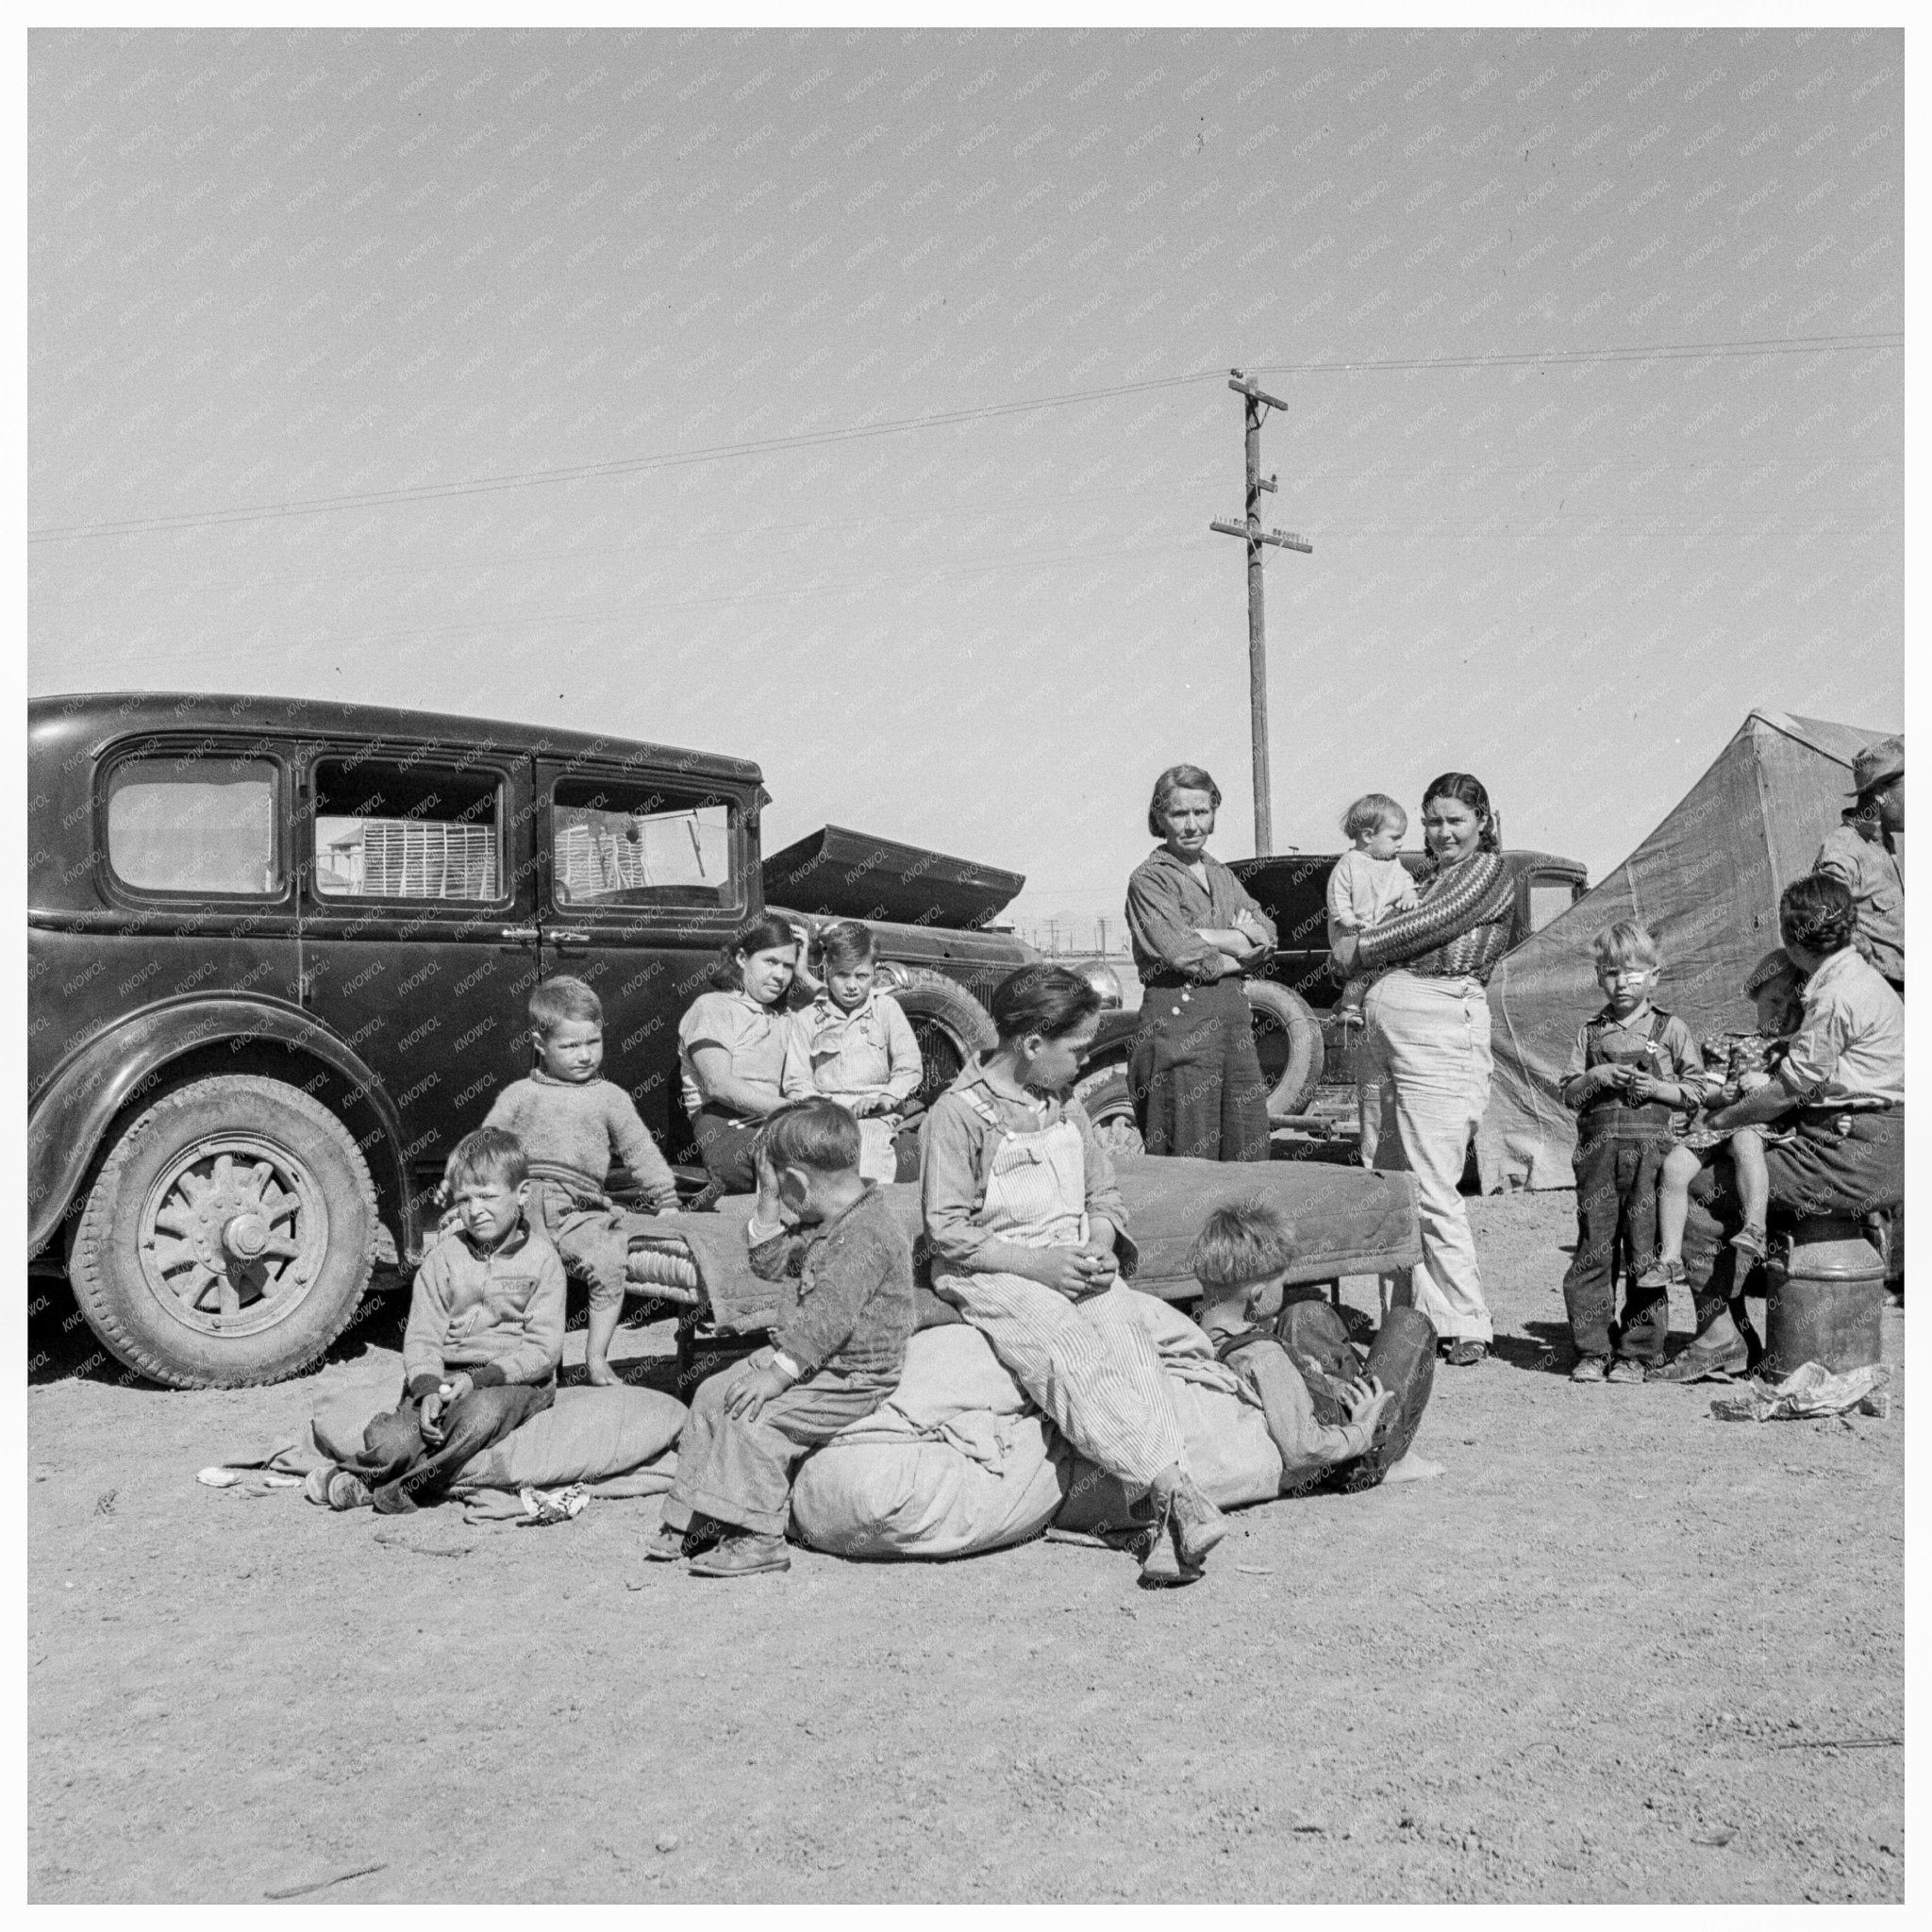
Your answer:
[649,1097,915,1576]
[308,1127,565,1514]
[484,975,681,1387]
[1191,1200,1437,1493]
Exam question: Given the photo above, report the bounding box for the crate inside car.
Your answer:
[27,694,1040,1389]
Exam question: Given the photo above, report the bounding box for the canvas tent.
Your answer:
[1478,711,1889,1191]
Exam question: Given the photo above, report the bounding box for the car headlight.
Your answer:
[1079,962,1124,1010]
[873,958,913,991]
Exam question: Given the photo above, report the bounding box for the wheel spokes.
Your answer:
[176,1263,219,1311]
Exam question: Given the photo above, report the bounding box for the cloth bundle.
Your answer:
[1709,1360,1891,1423]
[788,1325,1067,1559]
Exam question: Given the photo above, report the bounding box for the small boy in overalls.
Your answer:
[1557,921,1707,1384]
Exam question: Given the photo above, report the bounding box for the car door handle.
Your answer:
[498,924,540,948]
[548,929,591,946]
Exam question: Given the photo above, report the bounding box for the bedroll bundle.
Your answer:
[788,1325,1068,1559]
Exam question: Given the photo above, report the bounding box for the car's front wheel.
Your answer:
[68,1074,378,1389]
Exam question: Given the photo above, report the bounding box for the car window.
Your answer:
[1527,881,1577,933]
[312,758,503,901]
[106,756,282,896]
[552,775,738,908]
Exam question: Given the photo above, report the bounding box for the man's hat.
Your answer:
[1848,733,1905,798]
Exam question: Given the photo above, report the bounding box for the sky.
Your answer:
[28,26,1903,933]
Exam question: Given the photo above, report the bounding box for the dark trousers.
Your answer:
[1128,976,1271,1163]
[1561,1134,1671,1361]
[691,1108,761,1209]
[1276,1299,1436,1490]
[347,1380,554,1514]
[1684,1108,1905,1344]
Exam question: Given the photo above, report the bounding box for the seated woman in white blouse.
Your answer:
[676,915,816,1202]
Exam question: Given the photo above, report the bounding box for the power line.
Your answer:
[31,330,1901,544]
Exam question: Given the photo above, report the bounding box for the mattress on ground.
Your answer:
[788,1326,1066,1560]
[656,1159,1421,1333]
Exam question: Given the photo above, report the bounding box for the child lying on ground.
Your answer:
[791,920,924,1184]
[1191,1200,1438,1492]
[1640,949,1806,1292]
[648,1098,916,1576]
[484,975,681,1387]
[308,1128,565,1514]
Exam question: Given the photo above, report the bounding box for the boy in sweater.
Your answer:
[310,1127,565,1514]
[484,976,681,1386]
[1191,1200,1437,1494]
[649,1098,915,1576]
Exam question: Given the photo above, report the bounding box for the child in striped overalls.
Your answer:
[921,963,1228,1586]
[1557,922,1707,1384]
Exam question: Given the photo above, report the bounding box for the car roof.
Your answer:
[27,691,762,787]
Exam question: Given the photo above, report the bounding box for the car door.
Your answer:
[294,739,540,1230]
[534,757,756,1176]
[78,732,305,1060]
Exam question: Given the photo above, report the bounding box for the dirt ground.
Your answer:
[28,1189,1904,1905]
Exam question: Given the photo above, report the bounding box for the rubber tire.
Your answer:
[1243,978,1325,1118]
[68,1074,378,1390]
[1073,1064,1143,1160]
[891,970,998,1110]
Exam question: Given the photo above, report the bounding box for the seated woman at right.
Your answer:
[1647,873,1905,1384]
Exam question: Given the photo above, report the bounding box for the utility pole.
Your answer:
[1210,367,1312,856]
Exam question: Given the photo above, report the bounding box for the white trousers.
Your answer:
[1361,971,1494,1344]
[935,1274,1185,1491]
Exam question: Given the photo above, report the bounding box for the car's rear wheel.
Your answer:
[1245,979,1325,1118]
[891,971,998,1111]
[1073,1064,1143,1160]
[68,1074,378,1389]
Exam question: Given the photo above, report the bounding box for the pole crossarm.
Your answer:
[1226,374,1289,412]
[1209,520,1312,552]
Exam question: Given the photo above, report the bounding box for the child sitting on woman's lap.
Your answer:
[791,920,923,1185]
[1640,949,1806,1292]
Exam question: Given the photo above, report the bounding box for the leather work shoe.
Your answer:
[1138,1524,1196,1588]
[642,1524,687,1562]
[688,1532,791,1577]
[1605,1358,1647,1385]
[1570,1355,1608,1383]
[1648,1341,1750,1384]
[1166,1471,1228,1572]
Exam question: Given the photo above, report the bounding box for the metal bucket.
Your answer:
[1762,1216,1887,1378]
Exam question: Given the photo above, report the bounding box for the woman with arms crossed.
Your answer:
[1124,764,1277,1163]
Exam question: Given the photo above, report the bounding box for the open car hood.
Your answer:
[760,824,1024,930]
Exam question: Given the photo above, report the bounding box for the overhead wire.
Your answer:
[30,329,1902,543]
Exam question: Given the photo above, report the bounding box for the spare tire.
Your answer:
[890,970,998,1110]
[1244,979,1324,1119]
